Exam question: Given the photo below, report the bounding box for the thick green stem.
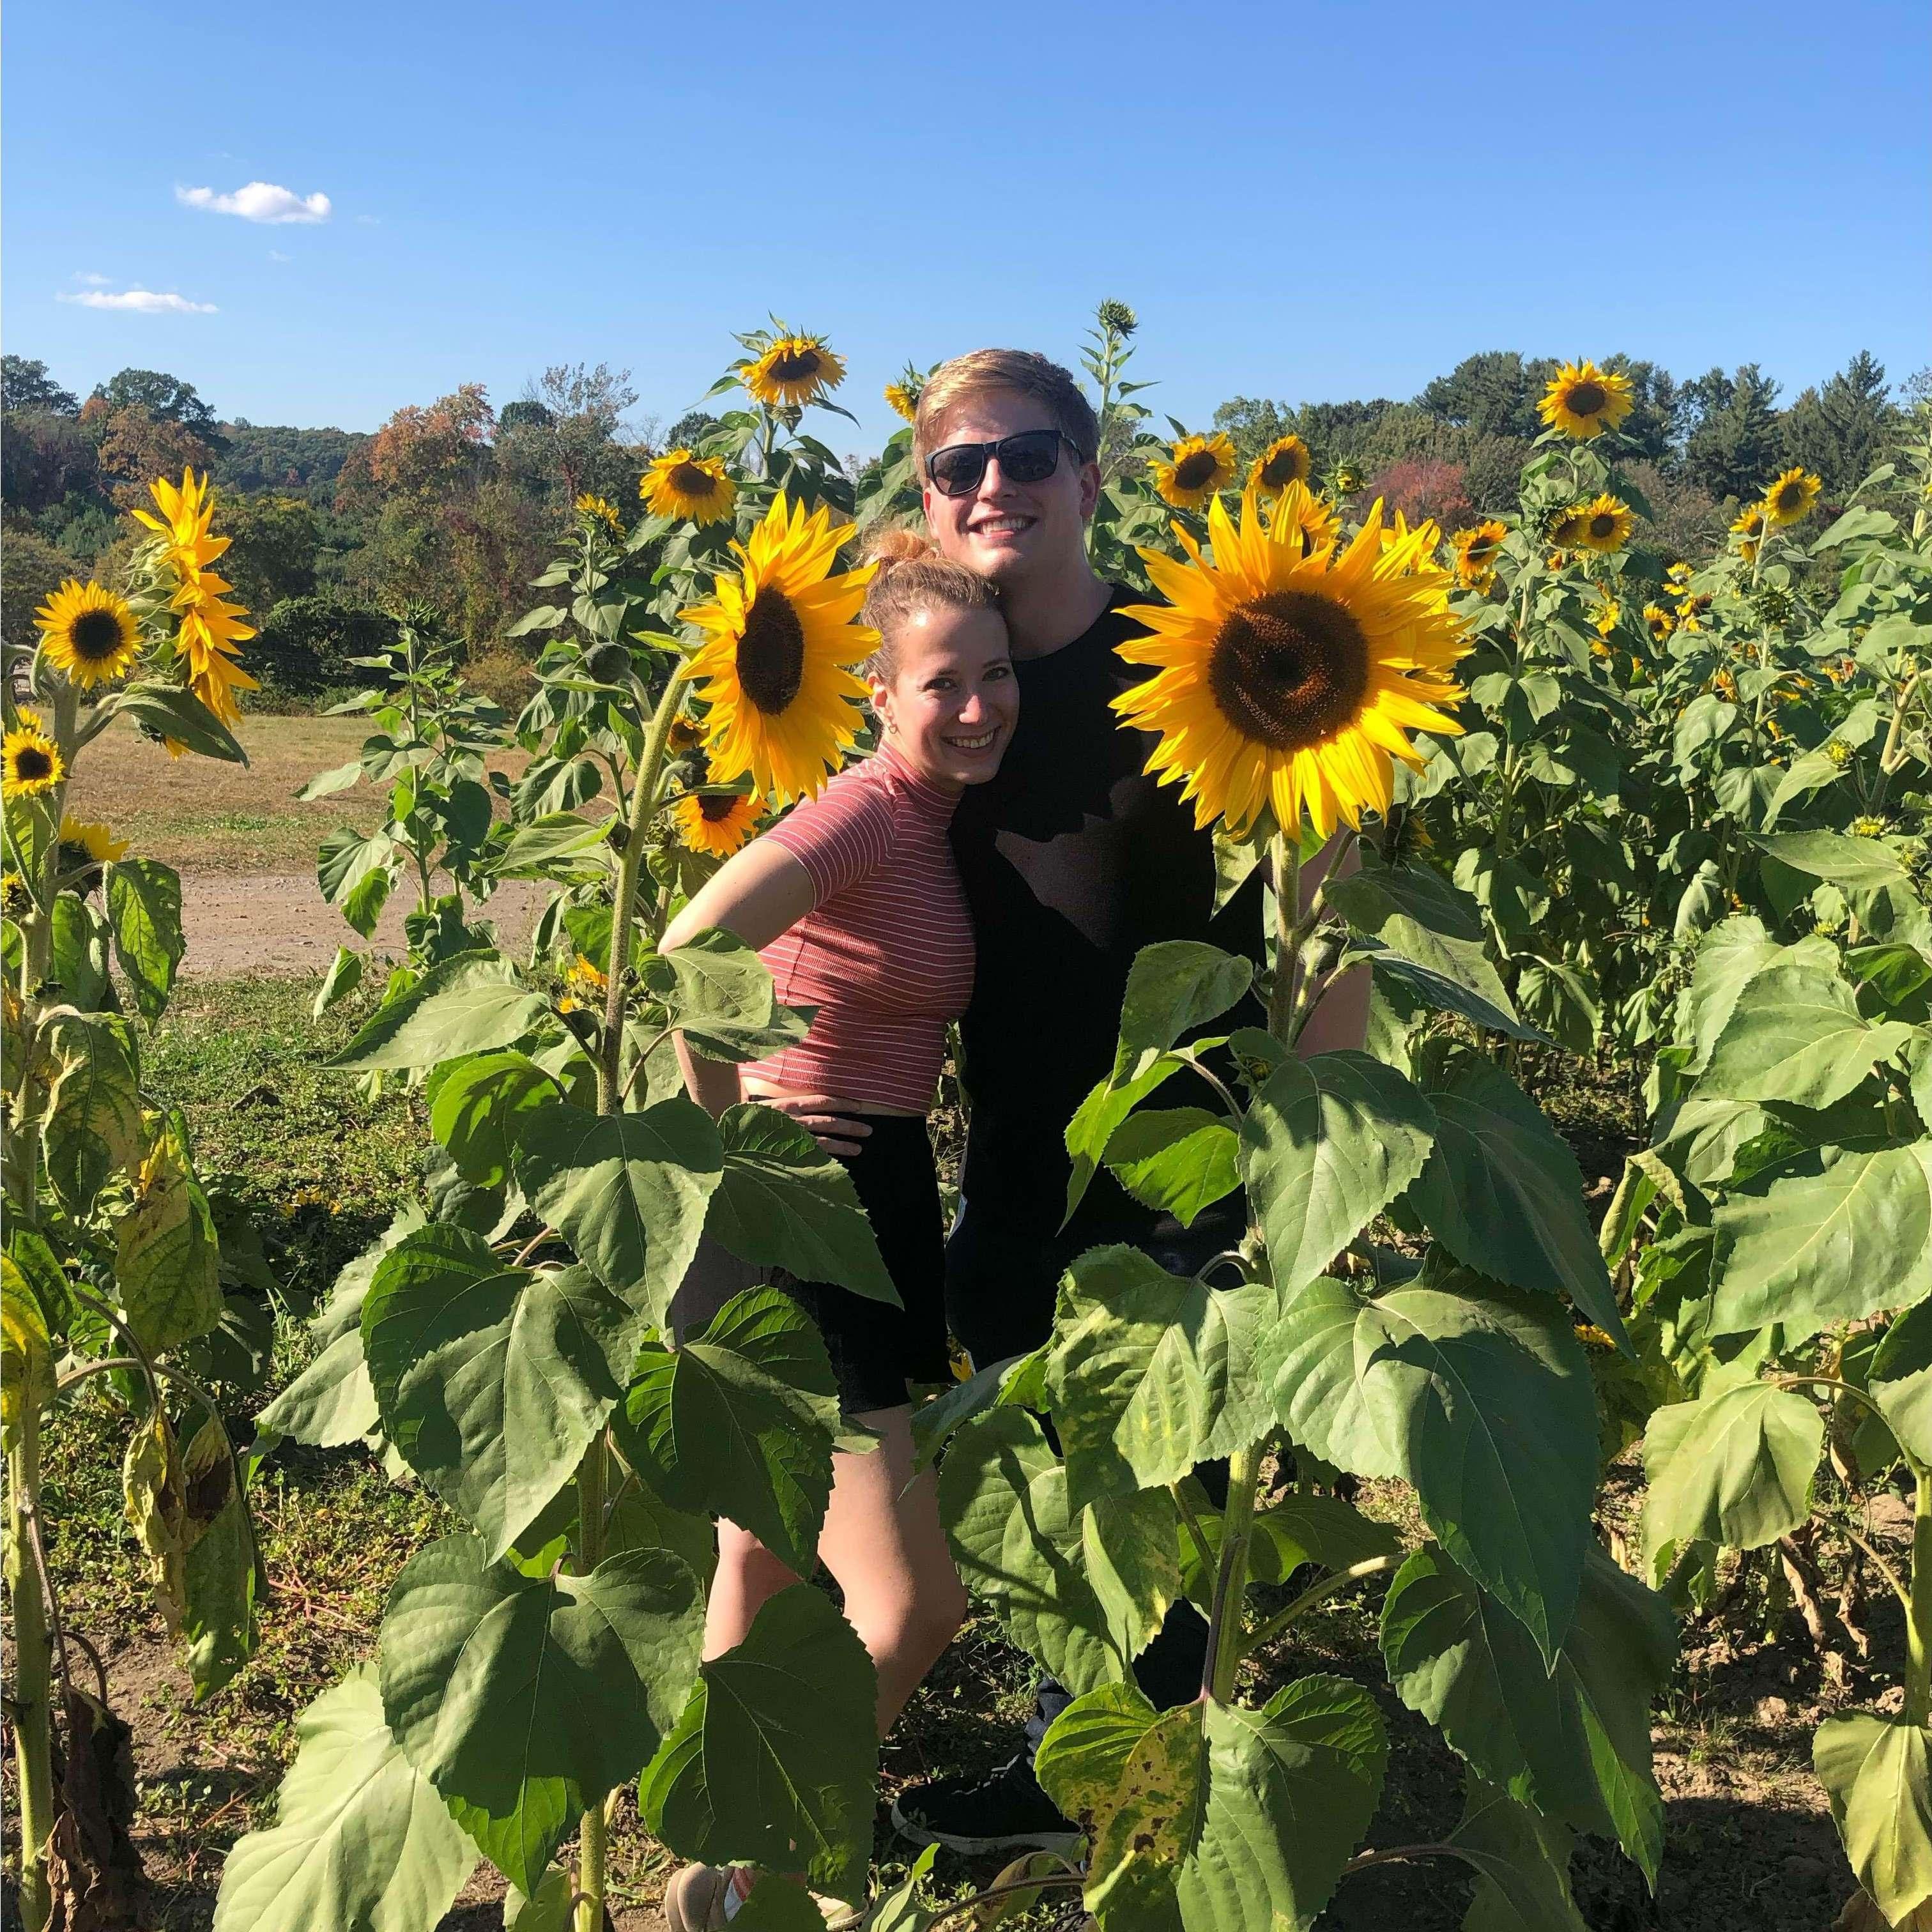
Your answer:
[7,1414,56,1932]
[1244,1553,1402,1657]
[1908,1468,1932,1728]
[1201,1442,1266,1704]
[596,669,689,1114]
[573,1431,609,1929]
[1269,829,1354,1050]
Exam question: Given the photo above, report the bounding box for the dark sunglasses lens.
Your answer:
[1000,431,1062,483]
[929,446,986,496]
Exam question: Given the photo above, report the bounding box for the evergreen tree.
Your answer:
[1682,364,1784,502]
[1782,351,1897,495]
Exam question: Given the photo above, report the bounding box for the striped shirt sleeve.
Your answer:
[762,769,897,904]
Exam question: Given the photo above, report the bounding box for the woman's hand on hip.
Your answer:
[752,1091,875,1158]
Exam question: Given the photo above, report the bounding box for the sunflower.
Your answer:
[1730,503,1765,564]
[1591,592,1621,638]
[58,816,128,871]
[1250,435,1312,500]
[1,871,27,917]
[884,382,919,424]
[1452,520,1508,590]
[1644,602,1676,643]
[1537,360,1635,440]
[640,450,738,527]
[1332,464,1364,496]
[1852,815,1889,838]
[34,581,142,689]
[1676,590,1713,633]
[1571,494,1634,555]
[1151,433,1239,510]
[682,494,877,803]
[3,721,65,799]
[556,952,608,1015]
[172,574,259,728]
[1273,486,1342,560]
[1763,467,1823,528]
[742,334,847,410]
[1112,482,1470,839]
[673,788,760,857]
[133,468,229,583]
[575,493,624,535]
[1664,561,1694,600]
[668,710,705,753]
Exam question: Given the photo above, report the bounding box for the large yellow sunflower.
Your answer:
[1537,360,1635,440]
[1763,467,1822,528]
[1572,494,1635,554]
[1151,433,1239,510]
[682,494,877,803]
[1250,434,1312,500]
[640,450,738,527]
[3,722,65,799]
[1451,520,1508,590]
[1113,482,1469,839]
[133,468,229,584]
[58,816,129,868]
[672,788,760,857]
[742,334,847,410]
[35,581,142,689]
[172,574,259,728]
[1729,503,1764,563]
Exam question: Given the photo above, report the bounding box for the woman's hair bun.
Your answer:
[864,527,938,574]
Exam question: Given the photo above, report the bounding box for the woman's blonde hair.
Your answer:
[859,529,1001,678]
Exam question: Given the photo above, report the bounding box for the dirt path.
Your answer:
[178,874,551,977]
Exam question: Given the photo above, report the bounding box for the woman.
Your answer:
[661,532,1017,1931]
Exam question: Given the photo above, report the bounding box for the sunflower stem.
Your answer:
[1270,828,1354,1050]
[7,1402,57,1932]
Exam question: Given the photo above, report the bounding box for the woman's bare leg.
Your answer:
[703,1524,801,1659]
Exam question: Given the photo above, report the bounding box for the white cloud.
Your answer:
[177,180,331,224]
[72,270,111,286]
[59,288,218,315]
[268,249,291,262]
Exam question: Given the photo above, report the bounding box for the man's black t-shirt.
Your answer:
[944,586,1262,1361]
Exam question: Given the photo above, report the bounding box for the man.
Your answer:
[889,349,1365,1853]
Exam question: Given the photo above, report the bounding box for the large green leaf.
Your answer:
[1257,1274,1402,1480]
[427,1050,562,1188]
[1063,1052,1186,1223]
[1641,1381,1823,1561]
[211,1666,478,1932]
[117,1108,222,1357]
[362,1224,643,1559]
[381,1533,703,1897]
[48,893,112,1010]
[1706,1141,1932,1340]
[1356,1269,1598,1661]
[330,951,549,1070]
[1381,1543,1674,1883]
[937,1407,1135,1695]
[1816,1713,1932,1930]
[317,827,397,938]
[1452,1775,1588,1932]
[640,1584,878,1900]
[1872,1303,1932,1466]
[1117,940,1254,1059]
[704,1103,896,1303]
[1758,830,1912,891]
[512,1098,723,1326]
[1330,860,1522,1022]
[109,680,247,762]
[180,1411,260,1697]
[1681,916,1784,1073]
[104,857,185,1020]
[1102,1108,1241,1227]
[1240,1051,1437,1295]
[1,1257,54,1453]
[1046,1245,1275,1506]
[1699,958,1914,1110]
[1408,1057,1628,1344]
[40,1008,142,1213]
[653,927,810,1062]
[614,1288,839,1578]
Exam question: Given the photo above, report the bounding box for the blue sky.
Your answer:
[7,0,1928,454]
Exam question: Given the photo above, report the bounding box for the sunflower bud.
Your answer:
[585,642,636,687]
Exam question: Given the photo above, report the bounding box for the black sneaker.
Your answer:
[890,1755,1084,1857]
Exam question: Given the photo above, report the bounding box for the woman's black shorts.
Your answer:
[773,1115,951,1413]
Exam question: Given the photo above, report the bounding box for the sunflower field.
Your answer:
[7,308,1932,1932]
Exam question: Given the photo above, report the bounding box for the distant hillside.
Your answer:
[215,422,369,504]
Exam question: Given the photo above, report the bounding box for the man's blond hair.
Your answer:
[914,349,1100,471]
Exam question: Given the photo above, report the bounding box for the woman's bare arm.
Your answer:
[1292,833,1370,1058]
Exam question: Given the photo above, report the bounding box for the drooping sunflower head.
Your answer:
[1729,502,1765,563]
[1451,519,1508,590]
[673,787,760,858]
[3,722,65,799]
[1763,467,1823,528]
[1644,602,1676,643]
[681,493,877,803]
[171,574,258,728]
[1591,592,1621,638]
[640,449,739,528]
[133,466,229,583]
[1545,506,1589,554]
[1676,590,1713,633]
[742,333,847,411]
[57,815,128,879]
[1664,560,1694,597]
[1112,484,1471,839]
[884,381,920,424]
[1572,493,1635,555]
[35,580,142,689]
[1151,433,1240,510]
[1,870,28,917]
[574,493,625,535]
[1250,435,1312,500]
[1537,360,1635,440]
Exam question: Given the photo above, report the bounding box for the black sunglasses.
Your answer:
[924,427,1083,498]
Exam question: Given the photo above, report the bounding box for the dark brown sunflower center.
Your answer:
[70,610,126,663]
[1587,513,1618,540]
[737,589,806,715]
[1208,591,1370,751]
[699,792,739,822]
[771,349,820,383]
[1774,483,1802,510]
[1261,448,1303,489]
[1172,451,1220,491]
[1566,381,1607,417]
[12,745,54,783]
[669,462,717,497]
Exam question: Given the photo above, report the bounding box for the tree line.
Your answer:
[2,344,1918,701]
